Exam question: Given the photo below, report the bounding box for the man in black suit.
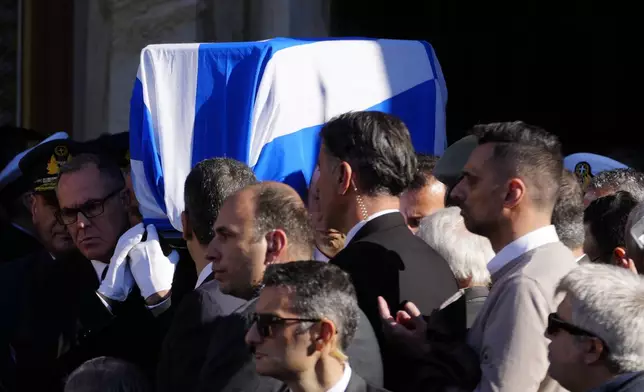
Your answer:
[195,182,383,391]
[246,261,389,392]
[14,152,178,390]
[156,158,256,392]
[315,112,458,358]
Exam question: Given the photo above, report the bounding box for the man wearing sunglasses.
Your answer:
[246,261,389,392]
[195,182,383,392]
[546,264,644,392]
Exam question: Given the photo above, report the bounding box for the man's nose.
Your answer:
[205,238,221,263]
[245,323,261,347]
[76,211,91,229]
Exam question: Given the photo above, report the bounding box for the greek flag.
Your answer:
[130,38,448,232]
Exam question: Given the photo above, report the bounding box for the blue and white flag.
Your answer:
[130,38,448,232]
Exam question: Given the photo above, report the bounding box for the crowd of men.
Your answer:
[1,112,644,392]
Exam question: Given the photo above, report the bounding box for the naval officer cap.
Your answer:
[19,138,83,193]
[84,131,130,170]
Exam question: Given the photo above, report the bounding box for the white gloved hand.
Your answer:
[98,222,145,301]
[128,224,178,300]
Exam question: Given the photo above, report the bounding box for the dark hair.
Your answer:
[588,169,644,202]
[58,153,125,191]
[477,121,563,209]
[584,191,639,263]
[408,153,440,191]
[552,170,585,250]
[184,158,257,245]
[253,183,315,259]
[320,111,417,197]
[263,261,359,350]
[64,357,151,392]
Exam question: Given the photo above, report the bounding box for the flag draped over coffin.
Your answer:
[129,37,448,232]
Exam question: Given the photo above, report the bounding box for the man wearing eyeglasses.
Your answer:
[194,182,383,392]
[546,264,644,392]
[17,152,175,389]
[246,261,389,392]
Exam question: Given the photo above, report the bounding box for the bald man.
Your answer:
[195,182,383,391]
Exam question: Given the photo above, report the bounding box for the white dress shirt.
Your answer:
[90,260,108,282]
[343,210,399,248]
[195,263,213,289]
[486,225,560,275]
[327,363,352,392]
[313,247,330,262]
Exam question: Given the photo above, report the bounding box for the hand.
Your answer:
[98,223,145,301]
[378,296,430,358]
[128,224,178,303]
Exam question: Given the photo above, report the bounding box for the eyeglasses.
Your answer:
[56,188,123,225]
[251,313,321,339]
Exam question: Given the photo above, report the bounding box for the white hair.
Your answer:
[416,207,493,285]
[557,264,644,373]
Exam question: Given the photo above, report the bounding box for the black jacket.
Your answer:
[156,276,246,392]
[12,252,162,391]
[330,212,458,389]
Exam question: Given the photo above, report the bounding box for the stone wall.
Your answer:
[73,0,330,140]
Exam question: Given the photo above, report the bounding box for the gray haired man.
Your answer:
[546,264,644,392]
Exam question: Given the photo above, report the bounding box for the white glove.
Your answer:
[98,222,145,301]
[128,224,178,299]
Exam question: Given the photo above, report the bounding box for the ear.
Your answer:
[582,337,606,365]
[503,178,526,209]
[613,247,638,274]
[337,161,353,196]
[28,193,37,220]
[315,319,336,352]
[265,229,288,264]
[119,188,131,209]
[181,211,192,241]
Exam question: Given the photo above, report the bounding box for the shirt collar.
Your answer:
[343,209,399,248]
[313,247,330,262]
[487,225,559,275]
[90,260,108,282]
[326,363,352,392]
[195,263,213,289]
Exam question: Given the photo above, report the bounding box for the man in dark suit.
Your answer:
[195,182,383,392]
[14,151,178,391]
[246,261,389,392]
[156,158,256,392]
[315,112,458,383]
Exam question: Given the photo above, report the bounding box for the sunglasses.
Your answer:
[251,313,321,339]
[547,313,598,337]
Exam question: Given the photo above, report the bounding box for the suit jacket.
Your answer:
[13,252,162,391]
[595,372,644,392]
[195,299,384,392]
[156,276,246,392]
[331,213,458,340]
[331,213,458,390]
[467,242,576,392]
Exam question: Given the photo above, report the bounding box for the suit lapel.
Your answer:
[345,373,368,392]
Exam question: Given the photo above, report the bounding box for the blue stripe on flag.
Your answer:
[252,79,437,197]
[130,78,167,214]
[191,39,316,168]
